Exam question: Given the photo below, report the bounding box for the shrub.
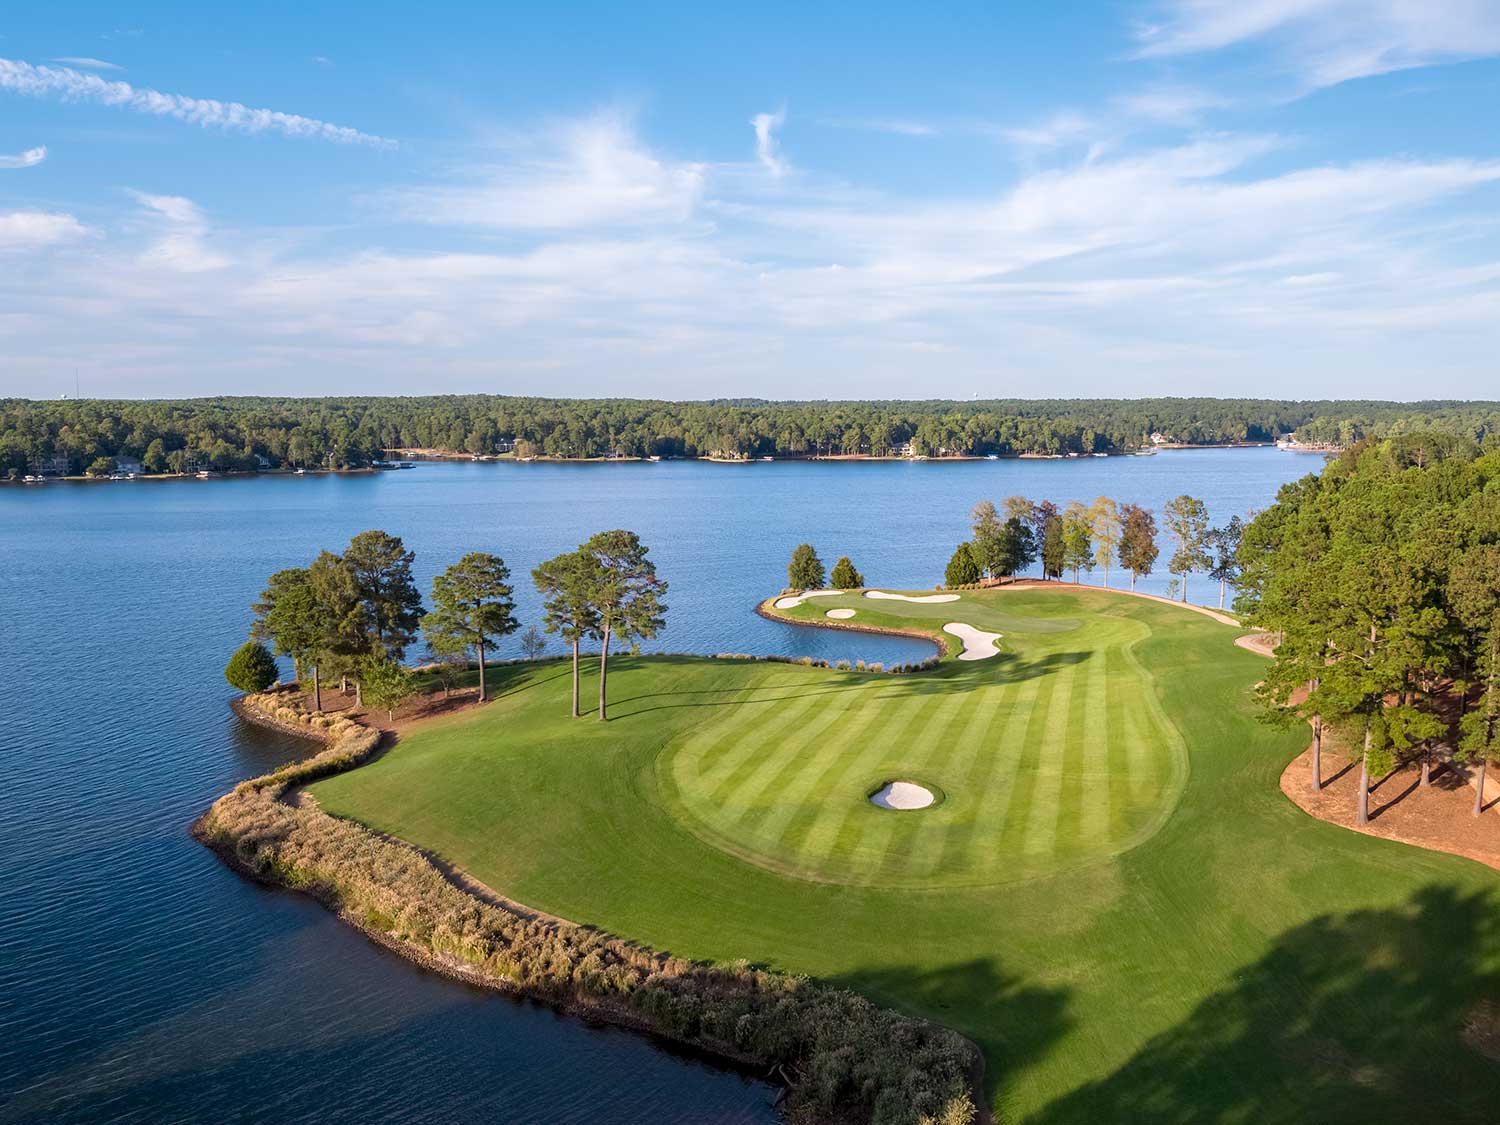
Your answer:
[225,641,279,693]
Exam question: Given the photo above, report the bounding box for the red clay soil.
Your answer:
[280,683,489,736]
[1282,748,1500,872]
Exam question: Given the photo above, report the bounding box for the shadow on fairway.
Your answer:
[1029,884,1500,1124]
[828,956,1073,1113]
[603,651,1095,719]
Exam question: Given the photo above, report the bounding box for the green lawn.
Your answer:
[669,591,1184,886]
[310,588,1500,1123]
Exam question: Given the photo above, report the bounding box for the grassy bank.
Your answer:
[200,693,979,1125]
[308,588,1500,1122]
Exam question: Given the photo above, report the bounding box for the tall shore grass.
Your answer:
[197,691,979,1125]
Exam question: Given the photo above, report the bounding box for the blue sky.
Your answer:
[3,1,1500,400]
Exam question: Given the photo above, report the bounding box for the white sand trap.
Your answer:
[943,622,1002,660]
[870,781,935,810]
[864,590,960,604]
[773,590,847,609]
[825,608,856,619]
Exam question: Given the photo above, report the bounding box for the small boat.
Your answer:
[761,456,774,462]
[294,468,306,475]
[646,455,661,462]
[196,469,222,479]
[985,454,999,461]
[1092,452,1108,457]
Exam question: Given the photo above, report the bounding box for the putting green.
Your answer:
[665,592,1186,886]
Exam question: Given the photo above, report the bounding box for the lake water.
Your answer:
[0,448,1317,1122]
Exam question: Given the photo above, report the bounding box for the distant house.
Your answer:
[253,453,272,469]
[893,441,916,458]
[1150,432,1170,446]
[42,455,71,475]
[495,438,516,454]
[114,456,144,475]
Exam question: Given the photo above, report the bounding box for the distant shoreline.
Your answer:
[3,441,1291,485]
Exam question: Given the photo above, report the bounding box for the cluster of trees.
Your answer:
[940,494,1243,603]
[1237,434,1500,825]
[1293,404,1500,450]
[8,395,1498,476]
[786,544,865,590]
[229,529,666,723]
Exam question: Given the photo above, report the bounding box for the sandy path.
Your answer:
[870,781,935,810]
[773,590,848,609]
[1233,632,1276,657]
[865,590,960,604]
[825,608,856,619]
[943,622,1002,660]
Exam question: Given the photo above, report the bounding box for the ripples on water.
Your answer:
[0,450,1314,1122]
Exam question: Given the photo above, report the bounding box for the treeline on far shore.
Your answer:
[3,394,1499,477]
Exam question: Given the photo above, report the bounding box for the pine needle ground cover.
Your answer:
[311,589,1500,1122]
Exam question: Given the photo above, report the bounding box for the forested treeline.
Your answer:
[1236,432,1500,824]
[3,394,1498,476]
[1292,403,1500,449]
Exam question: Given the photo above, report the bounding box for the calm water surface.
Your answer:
[0,449,1317,1122]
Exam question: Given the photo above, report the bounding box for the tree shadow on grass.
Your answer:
[826,957,1074,1118]
[1029,885,1500,1125]
[602,651,1093,719]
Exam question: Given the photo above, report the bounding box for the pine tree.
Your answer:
[830,556,865,589]
[533,550,602,718]
[579,530,668,722]
[787,543,826,590]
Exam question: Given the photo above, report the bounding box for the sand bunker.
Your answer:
[773,590,848,609]
[943,622,1002,660]
[825,608,856,619]
[864,590,960,604]
[870,781,935,810]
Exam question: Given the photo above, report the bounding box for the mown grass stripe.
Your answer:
[754,687,897,846]
[872,681,996,878]
[1079,642,1112,848]
[930,673,1040,876]
[771,692,914,859]
[1021,658,1076,858]
[902,676,1015,875]
[862,687,977,883]
[993,667,1064,856]
[726,693,867,829]
[800,689,954,873]
[696,691,836,802]
[1051,651,1096,852]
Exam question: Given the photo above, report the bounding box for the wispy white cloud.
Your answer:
[0,57,392,146]
[1137,0,1500,87]
[128,191,232,272]
[0,210,87,249]
[50,56,122,71]
[388,112,703,229]
[834,118,938,137]
[751,108,788,176]
[0,145,47,169]
[1110,84,1228,125]
[996,109,1095,149]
